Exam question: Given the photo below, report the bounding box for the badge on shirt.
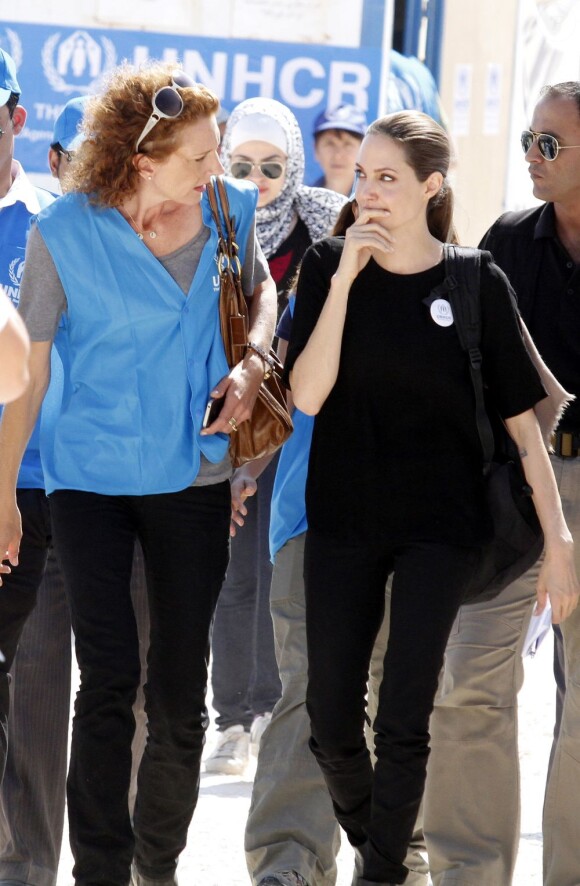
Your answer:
[430,298,454,327]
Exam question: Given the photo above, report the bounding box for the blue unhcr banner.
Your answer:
[0,21,382,182]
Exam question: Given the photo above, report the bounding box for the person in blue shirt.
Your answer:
[0,49,71,886]
[0,290,29,403]
[0,61,276,886]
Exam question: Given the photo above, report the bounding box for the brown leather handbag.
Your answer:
[206,175,293,468]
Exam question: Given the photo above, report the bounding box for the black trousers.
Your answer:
[304,532,480,885]
[50,483,230,886]
[0,489,59,781]
[211,453,281,731]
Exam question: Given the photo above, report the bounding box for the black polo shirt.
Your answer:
[480,203,580,430]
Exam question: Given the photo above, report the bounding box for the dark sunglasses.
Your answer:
[135,70,196,152]
[230,160,286,180]
[521,129,580,161]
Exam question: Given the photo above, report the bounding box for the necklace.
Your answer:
[125,210,157,240]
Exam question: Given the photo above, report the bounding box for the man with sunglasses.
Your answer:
[424,81,580,886]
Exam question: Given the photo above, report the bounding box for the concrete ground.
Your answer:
[56,630,556,886]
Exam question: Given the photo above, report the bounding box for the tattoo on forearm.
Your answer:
[519,446,528,459]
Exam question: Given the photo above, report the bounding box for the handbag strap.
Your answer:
[206,175,228,243]
[215,177,239,256]
[436,244,496,473]
[207,176,245,307]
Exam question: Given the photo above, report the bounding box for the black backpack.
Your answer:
[434,244,544,603]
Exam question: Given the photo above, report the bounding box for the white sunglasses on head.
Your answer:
[135,71,196,152]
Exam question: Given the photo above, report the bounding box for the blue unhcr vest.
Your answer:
[37,180,257,495]
[0,185,60,489]
[269,297,313,560]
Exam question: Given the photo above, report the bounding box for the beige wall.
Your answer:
[438,0,520,245]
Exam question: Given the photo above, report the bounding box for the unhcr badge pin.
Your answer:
[430,298,454,327]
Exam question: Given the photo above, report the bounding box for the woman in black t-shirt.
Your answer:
[284,111,579,886]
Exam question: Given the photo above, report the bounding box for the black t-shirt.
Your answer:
[284,237,546,546]
[480,203,580,430]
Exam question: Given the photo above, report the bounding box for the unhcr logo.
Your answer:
[42,29,117,95]
[8,257,25,288]
[0,27,22,69]
[2,256,25,307]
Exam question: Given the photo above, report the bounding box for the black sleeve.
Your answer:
[477,217,500,251]
[480,254,546,419]
[282,238,342,388]
[477,216,512,286]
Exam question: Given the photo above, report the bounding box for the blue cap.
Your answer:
[0,48,20,106]
[52,95,91,150]
[313,103,367,138]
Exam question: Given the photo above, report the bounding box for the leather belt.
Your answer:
[551,430,580,458]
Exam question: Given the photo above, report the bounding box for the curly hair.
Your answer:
[67,61,219,207]
[367,111,458,244]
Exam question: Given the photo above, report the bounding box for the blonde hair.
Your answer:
[68,61,219,207]
[367,111,458,244]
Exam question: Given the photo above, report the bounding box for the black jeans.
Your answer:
[0,489,59,782]
[50,484,230,886]
[304,532,480,885]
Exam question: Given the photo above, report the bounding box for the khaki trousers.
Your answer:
[425,455,580,886]
[543,457,580,886]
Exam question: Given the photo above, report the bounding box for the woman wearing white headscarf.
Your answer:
[221,97,346,317]
[206,99,346,782]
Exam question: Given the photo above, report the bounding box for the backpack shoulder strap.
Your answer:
[441,244,495,470]
[442,244,481,353]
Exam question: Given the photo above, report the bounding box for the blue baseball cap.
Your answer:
[0,48,20,106]
[313,104,367,138]
[52,95,91,150]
